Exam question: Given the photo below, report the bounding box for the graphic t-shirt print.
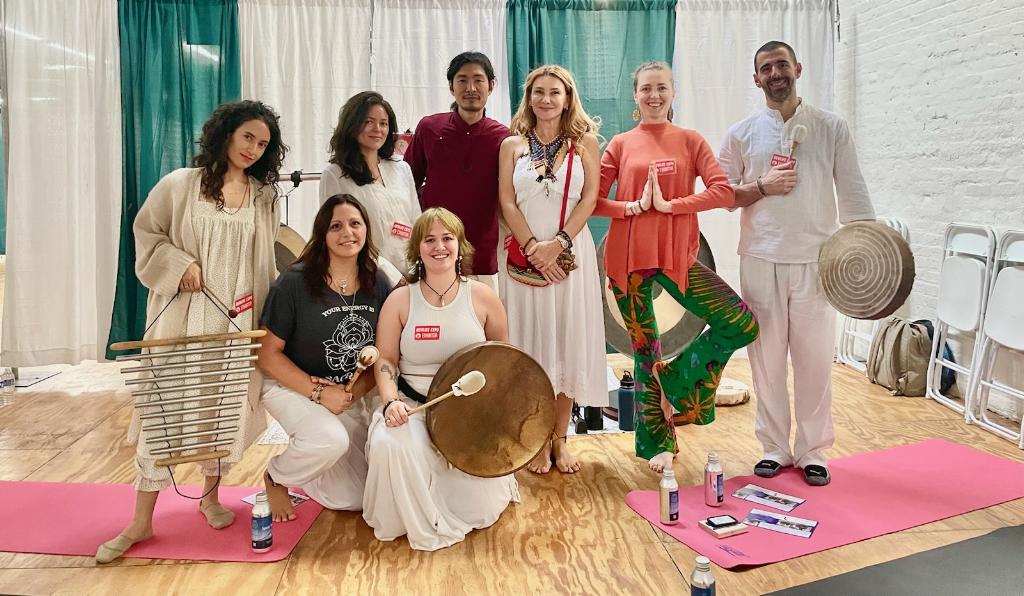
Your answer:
[323,312,374,372]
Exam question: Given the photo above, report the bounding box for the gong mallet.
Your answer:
[409,370,487,414]
[202,287,239,318]
[344,346,380,392]
[787,124,808,159]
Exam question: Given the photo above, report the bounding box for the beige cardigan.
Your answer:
[128,167,279,462]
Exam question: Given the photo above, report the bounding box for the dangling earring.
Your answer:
[456,255,463,277]
[417,258,425,278]
[632,107,640,122]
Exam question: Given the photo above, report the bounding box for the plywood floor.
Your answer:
[1,359,1023,596]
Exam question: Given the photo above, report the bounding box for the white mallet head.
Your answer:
[358,345,380,367]
[452,370,486,396]
[789,124,808,153]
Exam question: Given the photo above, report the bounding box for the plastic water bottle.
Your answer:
[251,492,272,552]
[0,368,15,407]
[704,452,724,507]
[690,555,716,595]
[659,468,679,525]
[617,371,635,431]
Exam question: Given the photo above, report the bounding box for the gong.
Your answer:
[275,224,306,274]
[597,232,717,359]
[818,221,915,320]
[426,341,556,478]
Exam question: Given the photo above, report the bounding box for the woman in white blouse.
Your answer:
[320,91,421,282]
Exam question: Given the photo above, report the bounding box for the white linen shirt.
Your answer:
[718,101,876,263]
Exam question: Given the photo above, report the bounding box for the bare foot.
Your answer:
[527,440,553,474]
[552,437,580,474]
[648,451,674,473]
[264,471,296,522]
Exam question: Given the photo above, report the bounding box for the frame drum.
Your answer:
[425,342,556,478]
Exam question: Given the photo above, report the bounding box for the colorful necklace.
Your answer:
[526,129,566,183]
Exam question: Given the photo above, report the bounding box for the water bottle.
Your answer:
[0,368,15,407]
[251,492,272,553]
[704,452,724,507]
[659,468,679,525]
[617,371,635,431]
[690,555,716,595]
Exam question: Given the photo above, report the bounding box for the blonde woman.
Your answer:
[498,65,606,474]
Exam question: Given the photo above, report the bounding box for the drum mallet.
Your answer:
[410,371,486,414]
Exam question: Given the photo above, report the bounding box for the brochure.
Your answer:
[742,508,818,538]
[732,483,805,512]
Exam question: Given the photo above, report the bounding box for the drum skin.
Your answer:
[818,221,915,320]
[426,341,556,478]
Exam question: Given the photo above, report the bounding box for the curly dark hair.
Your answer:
[192,100,288,209]
[327,91,398,186]
[296,194,380,299]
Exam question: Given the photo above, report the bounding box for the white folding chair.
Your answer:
[967,230,1024,447]
[835,218,910,372]
[927,223,997,416]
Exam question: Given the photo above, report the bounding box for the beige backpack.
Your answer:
[866,316,932,396]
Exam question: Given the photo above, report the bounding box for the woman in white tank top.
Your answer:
[363,208,520,551]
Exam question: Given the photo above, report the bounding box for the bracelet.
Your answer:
[555,230,573,250]
[520,236,537,255]
[755,176,767,197]
[310,383,326,404]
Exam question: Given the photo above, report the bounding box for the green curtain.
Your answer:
[107,0,241,357]
[506,0,677,242]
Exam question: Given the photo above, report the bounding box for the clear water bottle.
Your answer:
[617,371,635,431]
[690,555,716,595]
[704,452,724,507]
[0,368,15,407]
[251,492,272,553]
[659,467,679,525]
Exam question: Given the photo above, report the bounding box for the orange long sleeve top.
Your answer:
[595,122,735,293]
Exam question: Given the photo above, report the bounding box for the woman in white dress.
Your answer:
[363,208,519,551]
[320,91,421,281]
[97,100,287,563]
[497,65,606,474]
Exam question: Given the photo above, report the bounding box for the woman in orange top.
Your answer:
[594,62,758,473]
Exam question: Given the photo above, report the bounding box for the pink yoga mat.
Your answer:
[0,482,324,562]
[626,439,1024,568]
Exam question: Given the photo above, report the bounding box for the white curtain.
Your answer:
[239,0,374,243]
[1,0,122,366]
[672,0,835,289]
[372,0,511,129]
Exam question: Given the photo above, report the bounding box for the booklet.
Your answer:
[732,483,805,512]
[742,508,818,538]
[241,490,310,507]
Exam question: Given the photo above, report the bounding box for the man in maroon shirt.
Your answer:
[404,51,510,287]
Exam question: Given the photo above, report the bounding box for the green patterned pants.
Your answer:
[612,263,759,460]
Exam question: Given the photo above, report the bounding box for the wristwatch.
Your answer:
[555,230,573,250]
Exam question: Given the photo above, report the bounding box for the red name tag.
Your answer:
[391,222,412,239]
[771,153,795,168]
[234,293,254,315]
[653,159,677,175]
[413,325,440,341]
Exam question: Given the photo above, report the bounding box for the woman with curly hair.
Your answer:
[497,64,605,475]
[96,100,288,563]
[320,91,420,281]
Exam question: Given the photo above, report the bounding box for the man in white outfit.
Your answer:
[718,41,875,486]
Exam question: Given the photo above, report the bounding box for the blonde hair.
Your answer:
[632,61,675,121]
[404,208,475,283]
[510,64,599,144]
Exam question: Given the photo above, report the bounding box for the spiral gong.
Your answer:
[818,221,915,320]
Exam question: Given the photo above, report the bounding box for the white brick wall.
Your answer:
[834,0,1024,420]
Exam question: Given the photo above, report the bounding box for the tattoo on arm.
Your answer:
[380,362,397,381]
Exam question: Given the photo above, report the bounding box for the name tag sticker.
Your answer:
[391,222,412,239]
[653,159,677,175]
[770,153,795,168]
[414,325,440,341]
[234,293,254,315]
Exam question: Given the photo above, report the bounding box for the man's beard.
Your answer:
[764,78,794,102]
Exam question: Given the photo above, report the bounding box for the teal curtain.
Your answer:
[107,0,241,357]
[506,0,677,242]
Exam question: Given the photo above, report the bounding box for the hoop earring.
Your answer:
[632,108,640,122]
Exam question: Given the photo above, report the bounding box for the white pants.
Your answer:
[261,380,369,510]
[740,256,836,469]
